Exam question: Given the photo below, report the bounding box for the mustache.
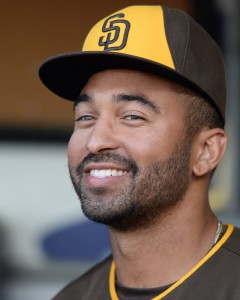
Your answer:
[75,152,139,176]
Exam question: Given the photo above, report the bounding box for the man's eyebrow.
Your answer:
[114,93,160,113]
[74,93,92,110]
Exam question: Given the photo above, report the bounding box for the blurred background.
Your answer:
[0,0,239,299]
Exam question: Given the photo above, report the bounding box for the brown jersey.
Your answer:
[53,225,240,300]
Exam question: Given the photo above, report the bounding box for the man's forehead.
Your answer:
[80,69,178,94]
[75,69,188,114]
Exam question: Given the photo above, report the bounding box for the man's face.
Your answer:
[68,69,192,231]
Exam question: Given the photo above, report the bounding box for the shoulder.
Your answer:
[52,255,112,300]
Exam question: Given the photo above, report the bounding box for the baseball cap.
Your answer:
[39,5,226,122]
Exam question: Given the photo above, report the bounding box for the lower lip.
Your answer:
[85,172,129,187]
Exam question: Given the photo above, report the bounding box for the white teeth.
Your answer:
[105,170,112,177]
[112,169,118,176]
[90,169,128,178]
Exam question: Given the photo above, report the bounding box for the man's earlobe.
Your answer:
[193,128,227,177]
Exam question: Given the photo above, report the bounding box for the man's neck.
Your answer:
[109,199,217,288]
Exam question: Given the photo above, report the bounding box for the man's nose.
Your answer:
[86,118,119,154]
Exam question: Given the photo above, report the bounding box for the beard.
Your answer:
[69,138,191,232]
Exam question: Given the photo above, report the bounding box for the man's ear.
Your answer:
[193,128,227,177]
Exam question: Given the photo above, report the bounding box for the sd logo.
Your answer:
[99,13,130,51]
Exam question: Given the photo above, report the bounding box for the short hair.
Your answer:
[171,82,224,139]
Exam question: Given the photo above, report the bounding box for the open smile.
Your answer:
[83,165,130,187]
[90,169,128,178]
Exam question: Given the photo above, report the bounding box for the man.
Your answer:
[39,5,240,300]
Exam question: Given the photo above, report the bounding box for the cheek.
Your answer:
[123,131,165,165]
[125,125,183,164]
[67,131,85,167]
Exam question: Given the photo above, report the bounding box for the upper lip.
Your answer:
[84,163,129,173]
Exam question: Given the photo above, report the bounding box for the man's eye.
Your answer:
[124,115,144,120]
[75,115,94,122]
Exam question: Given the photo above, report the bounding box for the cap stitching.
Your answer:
[163,8,189,72]
[163,7,178,69]
[180,11,191,74]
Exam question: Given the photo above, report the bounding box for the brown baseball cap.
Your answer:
[39,5,226,122]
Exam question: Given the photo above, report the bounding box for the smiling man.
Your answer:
[39,5,240,300]
[69,70,192,232]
